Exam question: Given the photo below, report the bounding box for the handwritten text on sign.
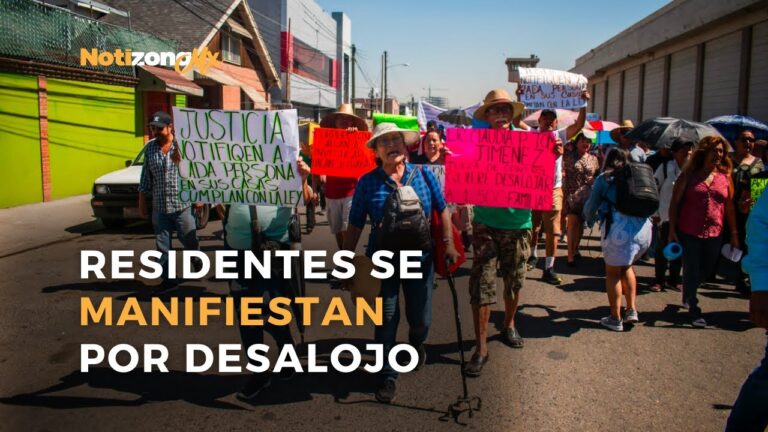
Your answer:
[518,67,588,110]
[445,129,556,210]
[310,128,375,178]
[172,107,303,206]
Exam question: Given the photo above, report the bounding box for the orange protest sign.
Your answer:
[311,128,375,178]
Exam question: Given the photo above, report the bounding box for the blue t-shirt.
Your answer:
[348,163,446,254]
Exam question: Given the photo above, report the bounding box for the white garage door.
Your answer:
[642,58,665,120]
[749,20,768,121]
[606,73,622,122]
[701,31,741,121]
[667,46,697,120]
[622,66,640,124]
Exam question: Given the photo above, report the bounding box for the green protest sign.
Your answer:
[372,113,419,131]
[751,177,768,207]
[172,107,303,207]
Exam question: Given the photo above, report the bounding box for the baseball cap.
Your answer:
[149,111,172,127]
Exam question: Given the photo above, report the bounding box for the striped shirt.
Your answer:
[138,138,187,214]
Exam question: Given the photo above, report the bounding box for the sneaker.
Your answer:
[375,378,396,403]
[692,316,707,328]
[542,268,562,285]
[623,309,639,323]
[526,256,538,271]
[648,283,663,292]
[415,344,427,370]
[236,373,271,401]
[600,316,624,332]
[463,352,489,378]
[682,301,690,310]
[502,327,524,348]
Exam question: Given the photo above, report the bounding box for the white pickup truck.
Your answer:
[90,147,211,229]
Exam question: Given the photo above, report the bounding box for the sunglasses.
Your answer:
[149,125,167,132]
[487,105,512,115]
[740,137,755,143]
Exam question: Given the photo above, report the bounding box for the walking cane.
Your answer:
[444,257,481,423]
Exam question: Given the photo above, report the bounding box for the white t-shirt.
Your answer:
[533,127,567,189]
[654,159,682,223]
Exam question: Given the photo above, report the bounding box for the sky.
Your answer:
[315,0,670,108]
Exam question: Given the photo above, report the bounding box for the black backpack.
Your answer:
[375,167,433,252]
[613,162,660,217]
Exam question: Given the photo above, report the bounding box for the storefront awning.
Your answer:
[137,65,204,97]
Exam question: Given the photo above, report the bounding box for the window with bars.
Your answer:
[221,30,241,65]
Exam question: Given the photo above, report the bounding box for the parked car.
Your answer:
[91,147,211,229]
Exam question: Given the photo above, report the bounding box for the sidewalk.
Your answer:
[0,195,100,258]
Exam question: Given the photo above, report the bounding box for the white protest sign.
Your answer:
[172,107,303,207]
[518,67,588,110]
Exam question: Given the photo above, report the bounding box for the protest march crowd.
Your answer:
[135,81,768,429]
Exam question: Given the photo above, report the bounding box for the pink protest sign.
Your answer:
[445,128,556,210]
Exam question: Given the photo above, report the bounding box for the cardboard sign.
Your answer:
[518,67,588,110]
[310,128,375,178]
[172,107,303,207]
[445,129,556,210]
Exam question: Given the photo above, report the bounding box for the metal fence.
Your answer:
[0,0,177,76]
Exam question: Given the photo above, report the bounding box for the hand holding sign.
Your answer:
[311,128,375,178]
[445,129,556,210]
[517,67,589,110]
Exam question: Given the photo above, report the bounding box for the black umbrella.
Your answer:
[438,109,473,126]
[625,117,723,149]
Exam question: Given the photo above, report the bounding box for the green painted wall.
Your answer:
[0,72,42,207]
[46,78,143,200]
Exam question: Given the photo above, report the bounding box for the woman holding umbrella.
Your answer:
[732,130,763,295]
[669,136,739,327]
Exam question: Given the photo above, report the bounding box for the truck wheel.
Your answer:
[195,205,210,230]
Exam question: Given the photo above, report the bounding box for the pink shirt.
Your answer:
[679,172,730,238]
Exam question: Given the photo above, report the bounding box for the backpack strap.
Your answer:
[404,165,421,186]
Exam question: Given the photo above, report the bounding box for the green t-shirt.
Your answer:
[470,124,532,230]
[473,206,532,230]
[225,204,291,250]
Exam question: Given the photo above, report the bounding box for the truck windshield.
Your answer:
[132,148,146,166]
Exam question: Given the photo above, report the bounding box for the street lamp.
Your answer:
[385,63,409,99]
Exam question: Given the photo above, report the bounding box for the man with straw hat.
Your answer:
[610,120,645,163]
[319,104,369,252]
[464,88,560,377]
[525,91,590,286]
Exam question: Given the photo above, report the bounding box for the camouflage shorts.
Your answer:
[469,223,531,305]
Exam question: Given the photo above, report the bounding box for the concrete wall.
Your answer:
[577,1,768,124]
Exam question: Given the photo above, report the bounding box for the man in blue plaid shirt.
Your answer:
[138,111,201,289]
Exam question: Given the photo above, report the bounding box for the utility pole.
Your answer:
[370,87,374,119]
[380,52,385,114]
[351,44,356,104]
[383,50,388,102]
[285,18,291,106]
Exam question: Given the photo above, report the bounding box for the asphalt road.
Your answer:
[0,210,764,431]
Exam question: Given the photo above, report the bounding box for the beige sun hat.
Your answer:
[609,119,635,143]
[365,122,421,149]
[473,88,525,121]
[320,103,369,131]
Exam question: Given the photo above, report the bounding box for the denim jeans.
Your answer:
[679,232,722,315]
[654,222,682,286]
[229,263,295,354]
[726,334,768,432]
[375,251,434,380]
[151,207,200,282]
